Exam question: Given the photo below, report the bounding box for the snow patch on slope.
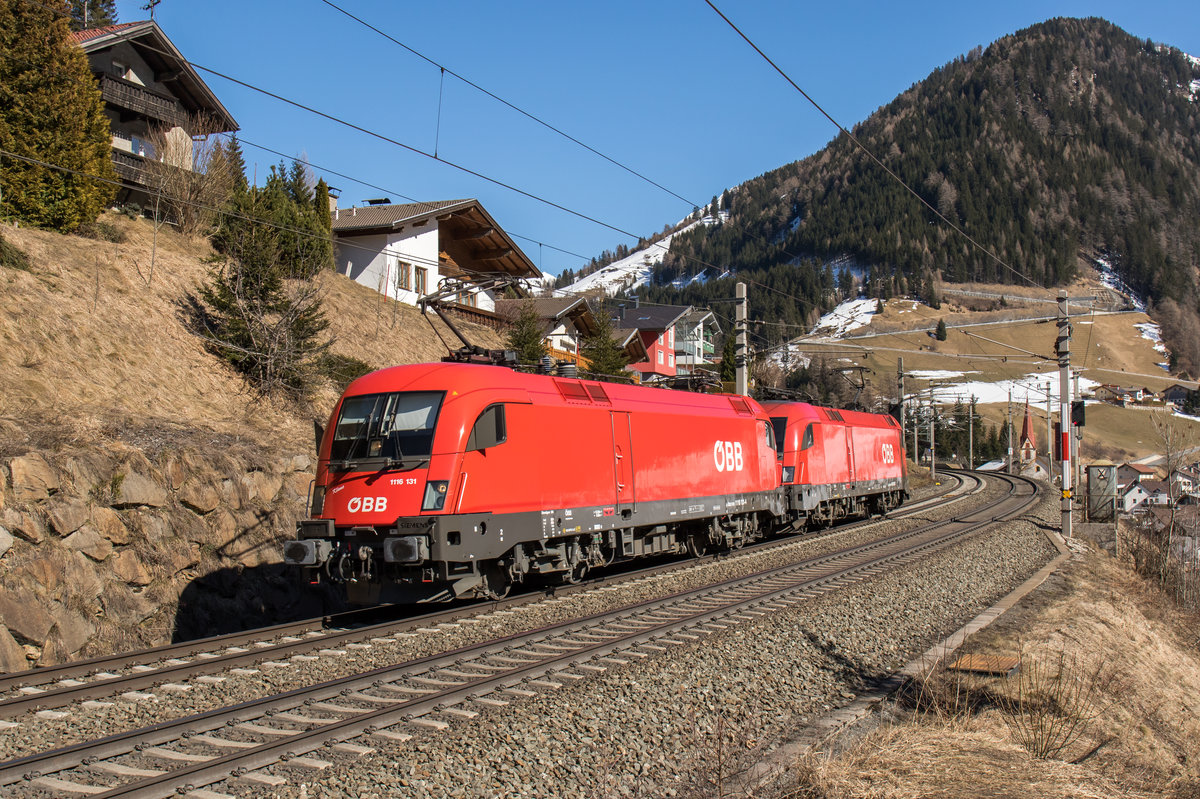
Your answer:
[563,220,703,297]
[809,297,877,337]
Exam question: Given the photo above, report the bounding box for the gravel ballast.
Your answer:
[215,485,1058,798]
[0,479,989,763]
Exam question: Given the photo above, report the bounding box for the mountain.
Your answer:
[613,18,1200,373]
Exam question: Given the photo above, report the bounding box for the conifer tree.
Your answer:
[68,0,116,30]
[580,307,628,378]
[506,303,548,365]
[313,178,332,234]
[935,318,948,341]
[720,333,737,383]
[0,0,115,231]
[202,167,332,396]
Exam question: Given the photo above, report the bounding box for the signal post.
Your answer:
[1057,295,1072,539]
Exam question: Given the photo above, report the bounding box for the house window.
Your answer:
[395,261,411,291]
[415,267,427,295]
[669,353,674,368]
[657,350,664,365]
[112,59,128,79]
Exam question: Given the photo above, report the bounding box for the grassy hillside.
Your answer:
[797,267,1200,463]
[0,213,505,455]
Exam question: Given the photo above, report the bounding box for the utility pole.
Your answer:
[928,385,936,479]
[1006,389,1014,475]
[1080,369,1089,499]
[911,389,920,465]
[968,395,975,469]
[735,282,748,396]
[1046,382,1053,485]
[1057,295,1073,540]
[898,358,907,466]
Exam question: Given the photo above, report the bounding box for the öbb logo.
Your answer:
[881,443,895,465]
[346,496,388,513]
[713,441,744,472]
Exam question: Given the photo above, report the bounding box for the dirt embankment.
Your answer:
[0,215,505,670]
[788,539,1200,798]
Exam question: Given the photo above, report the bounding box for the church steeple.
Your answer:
[1019,402,1037,465]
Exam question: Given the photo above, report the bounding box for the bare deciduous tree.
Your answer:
[144,113,240,239]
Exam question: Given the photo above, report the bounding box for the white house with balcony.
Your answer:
[331,199,541,314]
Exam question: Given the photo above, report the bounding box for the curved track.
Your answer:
[0,474,975,718]
[0,471,1038,798]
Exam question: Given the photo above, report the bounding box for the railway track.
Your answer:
[0,473,974,719]
[0,471,1035,798]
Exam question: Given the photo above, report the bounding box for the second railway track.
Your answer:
[0,471,1037,798]
[0,472,977,719]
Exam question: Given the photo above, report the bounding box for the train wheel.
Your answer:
[479,565,511,600]
[563,561,589,585]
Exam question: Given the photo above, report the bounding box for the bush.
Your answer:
[74,220,126,243]
[0,232,32,272]
[317,353,376,393]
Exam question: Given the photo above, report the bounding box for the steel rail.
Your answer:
[0,475,971,718]
[0,473,1036,798]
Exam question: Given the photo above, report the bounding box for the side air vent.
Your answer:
[728,396,754,415]
[554,379,591,402]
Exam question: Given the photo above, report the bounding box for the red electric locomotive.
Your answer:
[762,400,907,526]
[284,363,782,603]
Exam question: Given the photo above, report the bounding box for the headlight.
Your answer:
[384,536,430,563]
[283,539,331,566]
[310,485,325,515]
[422,480,449,511]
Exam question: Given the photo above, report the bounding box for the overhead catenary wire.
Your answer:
[225,133,595,264]
[0,147,481,279]
[317,0,700,209]
[702,0,1042,290]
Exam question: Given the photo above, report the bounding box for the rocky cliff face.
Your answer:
[0,425,326,672]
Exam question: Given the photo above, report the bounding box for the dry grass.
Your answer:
[0,215,504,452]
[788,551,1200,798]
[795,720,1152,799]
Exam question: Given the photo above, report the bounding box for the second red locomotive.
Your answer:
[283,363,907,603]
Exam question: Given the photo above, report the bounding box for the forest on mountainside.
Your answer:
[638,18,1200,372]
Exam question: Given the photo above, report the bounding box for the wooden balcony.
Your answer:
[110,148,148,187]
[99,73,187,128]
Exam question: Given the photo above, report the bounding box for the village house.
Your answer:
[1117,462,1157,489]
[1161,384,1195,407]
[71,20,238,210]
[330,200,541,319]
[1093,384,1144,405]
[616,303,693,381]
[492,297,648,372]
[673,309,721,376]
[1169,468,1200,499]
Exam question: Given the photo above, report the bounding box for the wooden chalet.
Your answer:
[331,199,541,322]
[71,21,238,209]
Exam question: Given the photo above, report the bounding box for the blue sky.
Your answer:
[113,1,1198,277]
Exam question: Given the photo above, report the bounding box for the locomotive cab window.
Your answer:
[800,422,815,451]
[770,417,787,456]
[330,391,444,467]
[467,404,507,451]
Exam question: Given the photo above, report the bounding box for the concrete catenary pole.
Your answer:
[1046,382,1054,484]
[735,282,748,396]
[1058,295,1073,539]
[898,358,907,466]
[928,385,936,479]
[968,395,975,469]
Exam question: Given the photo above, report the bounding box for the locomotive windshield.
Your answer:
[329,391,444,469]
